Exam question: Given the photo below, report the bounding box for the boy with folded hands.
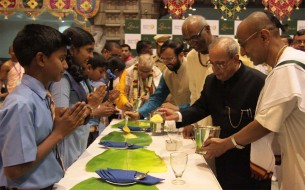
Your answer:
[0,24,88,190]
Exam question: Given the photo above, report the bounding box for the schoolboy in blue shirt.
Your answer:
[0,24,88,189]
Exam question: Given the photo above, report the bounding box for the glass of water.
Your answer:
[165,121,178,141]
[170,152,188,185]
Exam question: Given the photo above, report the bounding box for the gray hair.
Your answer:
[138,54,154,68]
[183,15,208,26]
[208,37,238,59]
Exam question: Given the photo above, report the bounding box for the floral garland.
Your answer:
[132,63,154,102]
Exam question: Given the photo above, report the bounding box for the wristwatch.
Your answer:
[231,137,245,149]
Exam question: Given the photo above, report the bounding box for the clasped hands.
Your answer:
[53,102,88,138]
[52,86,120,139]
[87,86,120,118]
[52,85,106,137]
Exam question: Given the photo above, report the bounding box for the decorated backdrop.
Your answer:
[125,19,303,53]
[0,0,99,20]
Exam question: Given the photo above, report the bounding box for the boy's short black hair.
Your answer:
[107,56,126,73]
[88,52,108,70]
[13,24,70,68]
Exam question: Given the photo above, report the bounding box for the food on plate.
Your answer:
[123,133,137,139]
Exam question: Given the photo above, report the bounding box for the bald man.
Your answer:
[203,11,305,190]
[181,15,213,136]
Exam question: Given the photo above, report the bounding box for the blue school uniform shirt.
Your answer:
[0,74,63,189]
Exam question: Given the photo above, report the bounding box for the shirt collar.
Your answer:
[22,74,47,100]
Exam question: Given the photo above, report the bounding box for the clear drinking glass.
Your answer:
[170,152,188,185]
[150,111,166,136]
[194,126,220,155]
[165,121,178,141]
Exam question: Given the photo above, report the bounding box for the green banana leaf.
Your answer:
[111,120,150,129]
[100,131,152,146]
[86,149,167,173]
[71,177,159,190]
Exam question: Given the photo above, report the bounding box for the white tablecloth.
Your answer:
[53,119,222,190]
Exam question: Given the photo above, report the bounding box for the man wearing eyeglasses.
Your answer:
[292,29,305,52]
[159,37,270,190]
[201,11,305,190]
[181,15,214,136]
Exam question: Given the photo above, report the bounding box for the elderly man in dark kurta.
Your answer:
[160,37,271,190]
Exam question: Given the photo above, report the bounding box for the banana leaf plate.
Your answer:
[71,177,159,190]
[86,149,167,173]
[100,131,152,146]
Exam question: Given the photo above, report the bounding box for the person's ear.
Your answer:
[233,54,239,62]
[178,52,184,61]
[35,52,45,67]
[114,69,119,75]
[260,29,270,43]
[69,46,76,56]
[86,64,93,72]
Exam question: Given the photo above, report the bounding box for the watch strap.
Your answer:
[231,137,245,149]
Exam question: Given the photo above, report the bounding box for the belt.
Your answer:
[0,184,53,190]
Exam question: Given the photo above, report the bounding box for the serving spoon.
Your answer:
[134,171,149,180]
[122,115,131,133]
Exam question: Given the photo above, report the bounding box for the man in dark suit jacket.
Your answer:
[160,37,271,190]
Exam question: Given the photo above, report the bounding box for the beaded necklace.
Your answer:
[198,52,209,67]
[274,45,288,67]
[132,64,154,102]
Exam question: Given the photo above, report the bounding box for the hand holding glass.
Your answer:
[170,152,188,185]
[195,126,220,155]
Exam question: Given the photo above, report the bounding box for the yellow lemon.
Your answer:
[150,114,163,123]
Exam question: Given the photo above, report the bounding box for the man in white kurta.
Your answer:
[182,15,213,129]
[254,46,305,189]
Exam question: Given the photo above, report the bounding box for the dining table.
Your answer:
[53,119,222,190]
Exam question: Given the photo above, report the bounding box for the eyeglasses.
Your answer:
[183,25,211,44]
[239,31,258,48]
[159,57,176,63]
[206,59,229,69]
